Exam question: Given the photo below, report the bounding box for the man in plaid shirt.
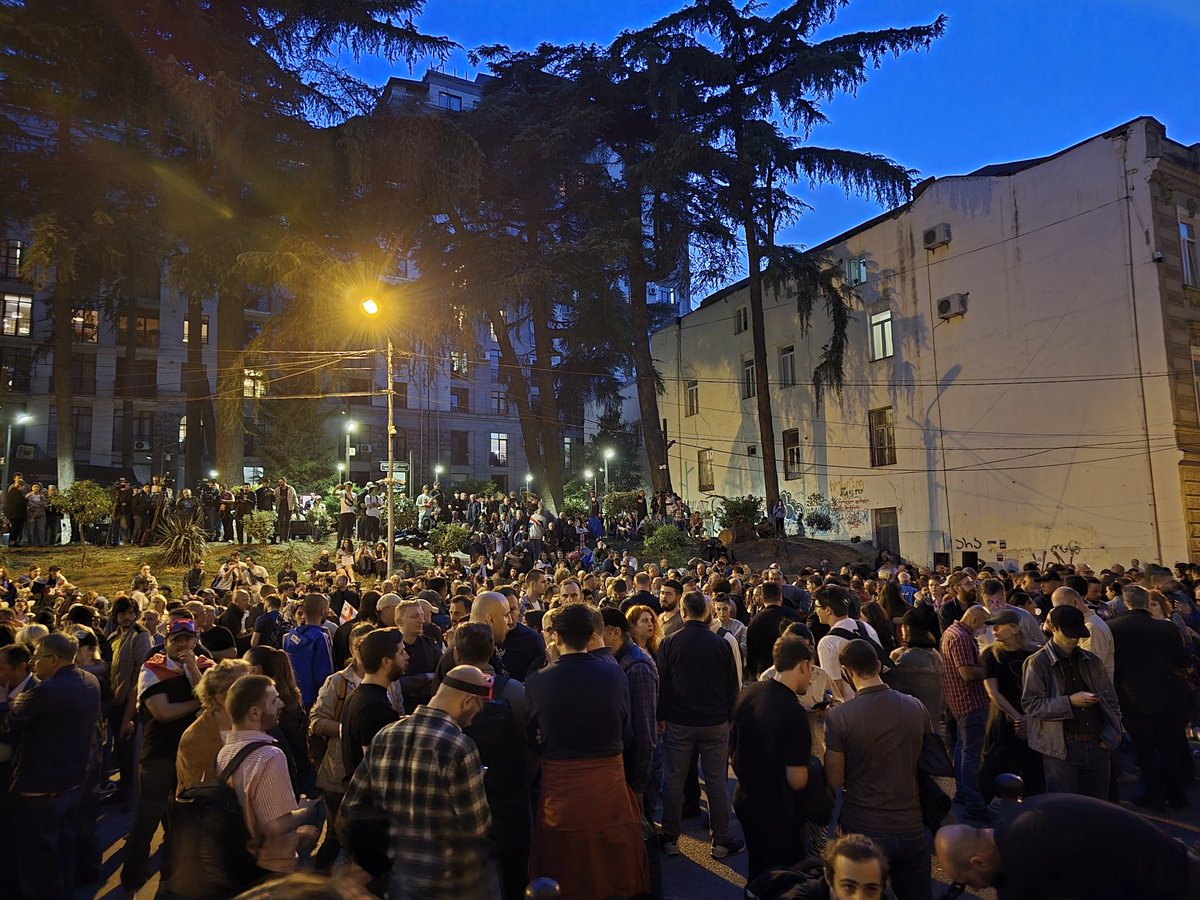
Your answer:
[940,604,991,823]
[341,664,499,900]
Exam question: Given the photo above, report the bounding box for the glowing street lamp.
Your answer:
[3,413,31,489]
[584,468,595,494]
[360,296,398,577]
[603,448,615,497]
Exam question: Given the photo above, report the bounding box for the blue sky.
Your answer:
[346,0,1199,281]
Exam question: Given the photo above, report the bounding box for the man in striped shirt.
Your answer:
[218,675,320,878]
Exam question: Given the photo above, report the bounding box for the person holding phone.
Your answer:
[1021,605,1123,799]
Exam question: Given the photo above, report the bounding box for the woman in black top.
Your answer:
[243,645,311,794]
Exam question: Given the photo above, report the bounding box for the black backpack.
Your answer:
[167,741,272,899]
[830,621,894,671]
[463,673,523,800]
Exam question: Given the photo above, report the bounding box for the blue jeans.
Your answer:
[854,829,930,900]
[15,786,84,900]
[662,722,731,841]
[952,708,988,816]
[1042,739,1110,799]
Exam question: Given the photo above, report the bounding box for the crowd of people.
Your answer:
[4,487,1200,898]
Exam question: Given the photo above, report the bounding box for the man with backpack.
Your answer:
[284,594,334,709]
[251,594,286,649]
[455,622,529,900]
[814,585,885,701]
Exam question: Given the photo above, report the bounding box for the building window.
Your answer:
[845,255,868,286]
[491,390,508,416]
[439,91,463,111]
[118,311,160,348]
[182,315,209,344]
[2,348,31,391]
[1,239,23,280]
[450,386,469,412]
[563,436,573,471]
[243,368,266,398]
[489,432,508,468]
[783,428,802,480]
[1183,220,1199,288]
[734,306,748,334]
[113,409,153,453]
[2,293,32,337]
[1192,348,1200,425]
[394,427,408,456]
[450,350,469,378]
[73,406,92,452]
[488,349,502,378]
[870,309,894,361]
[741,358,756,399]
[72,308,99,343]
[394,379,409,408]
[698,448,715,493]
[116,358,157,397]
[779,345,796,387]
[869,406,897,467]
[450,430,469,466]
[685,380,699,417]
[71,355,97,396]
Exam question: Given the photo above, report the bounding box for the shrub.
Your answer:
[61,479,116,565]
[428,523,470,556]
[269,541,318,578]
[642,523,695,567]
[717,495,763,541]
[604,490,641,520]
[453,478,499,497]
[394,544,435,572]
[560,497,588,518]
[803,493,839,534]
[155,514,209,569]
[241,510,276,544]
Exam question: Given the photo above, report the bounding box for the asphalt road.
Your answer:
[79,747,1200,900]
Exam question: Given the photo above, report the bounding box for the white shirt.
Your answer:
[817,617,881,697]
[1081,610,1115,682]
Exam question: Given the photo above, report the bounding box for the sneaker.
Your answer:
[660,838,680,857]
[711,838,745,859]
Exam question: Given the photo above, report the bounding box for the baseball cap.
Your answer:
[1048,605,1089,639]
[377,593,402,610]
[984,609,1021,627]
[167,618,197,637]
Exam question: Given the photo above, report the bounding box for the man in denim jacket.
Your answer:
[1021,605,1122,798]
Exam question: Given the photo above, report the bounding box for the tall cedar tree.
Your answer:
[623,0,945,506]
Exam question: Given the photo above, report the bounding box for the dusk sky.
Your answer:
[344,0,1199,289]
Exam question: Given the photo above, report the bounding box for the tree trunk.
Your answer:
[215,290,245,486]
[628,266,671,494]
[529,288,563,510]
[119,293,137,472]
[184,294,207,487]
[52,274,76,490]
[744,225,779,509]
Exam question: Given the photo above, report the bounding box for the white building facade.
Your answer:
[656,117,1200,568]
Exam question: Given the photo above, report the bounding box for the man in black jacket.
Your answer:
[657,591,743,860]
[1108,583,1193,810]
[745,580,802,678]
[4,472,26,547]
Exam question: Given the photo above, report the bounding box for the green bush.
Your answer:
[428,523,470,556]
[60,479,112,564]
[453,478,499,497]
[642,523,695,567]
[394,544,435,572]
[604,490,641,520]
[242,510,276,544]
[717,495,763,540]
[559,497,588,518]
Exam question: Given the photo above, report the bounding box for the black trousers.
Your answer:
[121,757,176,890]
[277,510,292,542]
[1126,711,1192,802]
[734,789,802,882]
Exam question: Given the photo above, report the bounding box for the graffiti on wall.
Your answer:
[829,478,869,530]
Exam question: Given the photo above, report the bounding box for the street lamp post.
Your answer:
[3,413,31,490]
[345,421,356,480]
[361,298,397,579]
[524,473,533,500]
[603,447,615,497]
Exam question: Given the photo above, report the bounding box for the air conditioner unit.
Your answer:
[14,444,34,460]
[358,443,373,455]
[923,223,952,250]
[936,293,969,320]
[133,440,151,451]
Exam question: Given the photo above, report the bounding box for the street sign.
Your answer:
[379,461,409,473]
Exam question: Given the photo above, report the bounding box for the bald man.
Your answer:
[941,604,991,823]
[937,793,1200,899]
[433,591,546,687]
[341,665,498,899]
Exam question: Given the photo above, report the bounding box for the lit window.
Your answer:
[243,368,266,398]
[450,350,469,378]
[870,310,894,361]
[686,380,699,417]
[734,306,748,334]
[698,448,714,493]
[779,345,796,387]
[741,358,756,400]
[1,240,23,280]
[489,432,508,467]
[563,436,573,471]
[869,406,896,467]
[2,293,32,337]
[182,315,210,344]
[118,312,160,348]
[72,308,99,343]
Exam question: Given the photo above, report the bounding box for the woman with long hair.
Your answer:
[243,645,310,792]
[625,604,662,658]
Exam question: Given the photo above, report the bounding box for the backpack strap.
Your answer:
[491,672,510,698]
[217,740,274,785]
